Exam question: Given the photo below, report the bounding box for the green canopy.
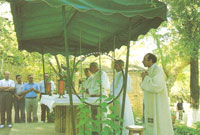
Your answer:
[8,0,167,56]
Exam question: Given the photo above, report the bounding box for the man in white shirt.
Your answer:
[39,73,55,123]
[140,53,173,135]
[110,60,134,135]
[0,71,15,128]
[79,68,93,96]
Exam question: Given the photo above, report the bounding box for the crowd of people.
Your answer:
[0,53,174,135]
[0,72,55,128]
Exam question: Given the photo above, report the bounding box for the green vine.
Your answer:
[77,96,123,135]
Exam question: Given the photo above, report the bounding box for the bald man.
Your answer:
[88,62,110,96]
[0,71,15,128]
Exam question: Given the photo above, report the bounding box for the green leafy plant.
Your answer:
[77,96,123,135]
[171,111,177,125]
[174,122,200,135]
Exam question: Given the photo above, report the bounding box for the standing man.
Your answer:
[0,71,15,128]
[22,74,40,123]
[14,75,25,123]
[88,62,110,96]
[39,73,55,123]
[140,53,173,135]
[110,60,134,135]
[177,98,184,120]
[79,68,93,94]
[87,62,110,131]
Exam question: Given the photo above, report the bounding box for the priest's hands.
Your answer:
[141,71,148,80]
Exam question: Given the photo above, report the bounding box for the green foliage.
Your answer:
[164,0,200,57]
[174,122,200,135]
[0,15,63,83]
[164,0,200,109]
[77,96,123,135]
[146,1,200,104]
[133,110,143,125]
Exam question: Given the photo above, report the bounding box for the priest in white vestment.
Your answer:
[140,53,174,135]
[88,62,110,96]
[87,62,110,131]
[110,60,134,135]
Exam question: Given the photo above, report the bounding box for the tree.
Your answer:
[163,0,200,109]
[149,27,190,94]
[0,15,55,82]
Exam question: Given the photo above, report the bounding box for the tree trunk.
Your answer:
[190,55,199,109]
[166,60,189,92]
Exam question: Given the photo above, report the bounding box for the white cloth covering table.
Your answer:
[40,94,100,134]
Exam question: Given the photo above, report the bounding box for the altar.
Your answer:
[40,94,99,134]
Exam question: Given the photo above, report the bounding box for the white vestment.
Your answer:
[110,71,134,135]
[80,75,94,94]
[88,70,110,96]
[87,70,110,128]
[140,63,174,135]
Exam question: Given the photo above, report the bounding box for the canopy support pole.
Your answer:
[62,6,76,135]
[120,19,132,135]
[98,34,103,132]
[112,36,116,135]
[41,48,46,93]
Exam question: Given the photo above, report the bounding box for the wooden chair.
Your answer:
[126,125,144,135]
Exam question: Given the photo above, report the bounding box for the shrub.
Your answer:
[174,122,200,135]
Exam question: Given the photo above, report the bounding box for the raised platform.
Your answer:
[8,123,65,135]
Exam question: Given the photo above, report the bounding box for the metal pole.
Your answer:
[120,19,132,135]
[62,6,76,135]
[42,48,46,94]
[112,36,116,135]
[98,34,103,132]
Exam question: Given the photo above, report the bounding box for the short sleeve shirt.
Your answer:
[15,83,24,95]
[23,83,39,98]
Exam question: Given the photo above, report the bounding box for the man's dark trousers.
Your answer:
[41,93,50,122]
[1,91,12,125]
[14,96,25,123]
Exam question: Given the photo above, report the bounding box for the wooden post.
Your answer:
[65,106,80,135]
[55,106,67,133]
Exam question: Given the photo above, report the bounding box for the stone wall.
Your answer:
[107,71,144,117]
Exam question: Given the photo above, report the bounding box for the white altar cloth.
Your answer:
[40,94,101,112]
